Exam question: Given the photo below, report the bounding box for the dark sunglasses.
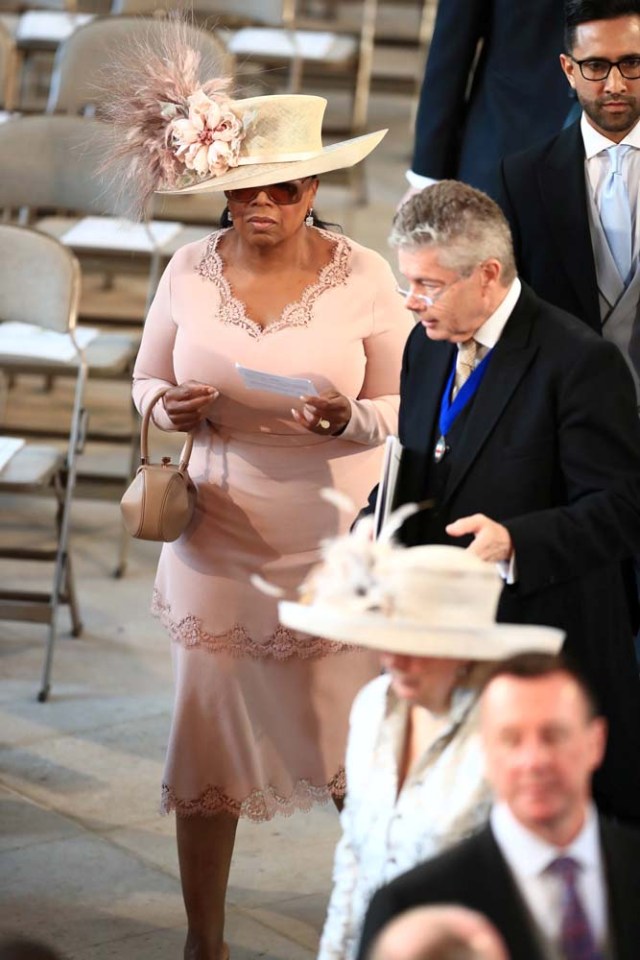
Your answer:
[224,177,312,205]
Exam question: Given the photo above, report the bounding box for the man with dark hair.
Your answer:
[498,0,640,402]
[357,654,640,960]
[481,651,600,717]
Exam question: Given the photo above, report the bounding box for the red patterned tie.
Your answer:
[546,856,604,960]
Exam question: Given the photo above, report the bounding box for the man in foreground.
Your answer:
[358,654,640,960]
[361,180,640,821]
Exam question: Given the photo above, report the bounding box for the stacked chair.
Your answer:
[0,0,100,112]
[0,224,86,702]
[0,113,144,576]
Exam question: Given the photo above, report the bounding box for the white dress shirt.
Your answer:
[491,802,608,954]
[466,276,521,361]
[581,113,640,264]
[406,169,438,190]
[318,673,491,960]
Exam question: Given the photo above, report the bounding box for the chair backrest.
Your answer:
[47,14,233,115]
[110,0,292,28]
[0,20,16,110]
[1,0,77,10]
[0,114,136,216]
[0,223,80,333]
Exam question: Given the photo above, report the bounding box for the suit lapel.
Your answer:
[442,286,539,504]
[473,827,547,960]
[538,122,601,330]
[398,335,454,503]
[600,819,640,960]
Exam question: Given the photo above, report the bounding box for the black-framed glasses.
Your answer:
[224,178,312,205]
[569,55,640,80]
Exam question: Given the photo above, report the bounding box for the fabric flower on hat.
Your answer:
[97,19,246,218]
[169,89,244,179]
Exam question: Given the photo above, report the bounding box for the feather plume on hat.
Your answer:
[97,18,243,218]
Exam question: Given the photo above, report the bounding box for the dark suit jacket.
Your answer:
[497,120,601,331]
[412,0,571,199]
[357,820,640,960]
[362,284,640,820]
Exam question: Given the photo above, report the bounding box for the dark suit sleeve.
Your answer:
[410,0,486,178]
[496,157,524,276]
[505,336,640,595]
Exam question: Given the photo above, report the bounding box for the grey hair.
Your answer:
[389,180,517,283]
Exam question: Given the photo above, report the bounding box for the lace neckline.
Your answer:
[196,227,351,338]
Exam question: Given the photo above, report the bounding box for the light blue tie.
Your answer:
[600,144,633,284]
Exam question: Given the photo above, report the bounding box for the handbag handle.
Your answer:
[140,386,195,471]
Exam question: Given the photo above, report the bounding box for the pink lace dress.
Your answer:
[132,228,413,821]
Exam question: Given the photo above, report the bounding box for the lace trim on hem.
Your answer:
[195,227,351,339]
[161,769,346,822]
[152,589,352,660]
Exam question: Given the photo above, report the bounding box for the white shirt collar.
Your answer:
[580,111,640,160]
[471,277,521,352]
[490,800,601,879]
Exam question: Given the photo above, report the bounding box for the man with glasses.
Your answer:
[498,0,640,668]
[498,0,640,398]
[360,179,640,825]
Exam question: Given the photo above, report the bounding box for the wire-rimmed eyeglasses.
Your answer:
[395,273,468,308]
[569,55,640,81]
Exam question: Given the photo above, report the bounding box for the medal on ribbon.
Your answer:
[433,349,493,462]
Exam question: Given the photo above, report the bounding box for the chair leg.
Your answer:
[114,397,141,578]
[39,549,66,703]
[65,553,83,638]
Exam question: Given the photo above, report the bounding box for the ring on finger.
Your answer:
[318,418,331,431]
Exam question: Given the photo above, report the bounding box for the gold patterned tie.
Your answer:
[453,338,478,397]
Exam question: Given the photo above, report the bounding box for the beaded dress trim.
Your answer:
[161,768,346,822]
[152,590,351,659]
[195,227,351,339]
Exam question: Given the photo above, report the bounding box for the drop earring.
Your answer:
[227,209,233,224]
[305,208,314,227]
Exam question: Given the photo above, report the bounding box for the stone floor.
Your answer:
[0,89,414,958]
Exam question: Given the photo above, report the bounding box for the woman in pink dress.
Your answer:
[110,42,412,959]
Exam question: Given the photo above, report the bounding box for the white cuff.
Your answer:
[406,169,439,189]
[497,553,517,585]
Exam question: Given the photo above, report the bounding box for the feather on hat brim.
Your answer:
[157,127,387,195]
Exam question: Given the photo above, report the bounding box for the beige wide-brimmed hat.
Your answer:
[100,25,386,216]
[279,538,564,659]
[160,94,386,196]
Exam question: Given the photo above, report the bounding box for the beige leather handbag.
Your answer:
[121,387,196,542]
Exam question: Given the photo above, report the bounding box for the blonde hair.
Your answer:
[389,181,516,284]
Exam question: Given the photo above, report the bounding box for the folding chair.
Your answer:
[46,14,231,225]
[0,223,86,702]
[0,0,96,112]
[0,114,155,575]
[363,0,435,124]
[0,19,18,110]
